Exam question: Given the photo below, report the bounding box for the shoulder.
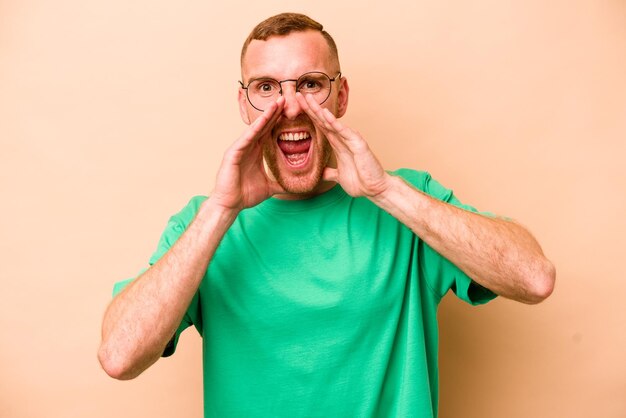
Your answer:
[168,195,208,227]
[146,195,208,265]
[390,168,429,186]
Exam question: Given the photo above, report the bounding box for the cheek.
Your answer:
[261,132,276,152]
[314,129,333,160]
[240,95,265,125]
[324,97,340,118]
[248,109,263,124]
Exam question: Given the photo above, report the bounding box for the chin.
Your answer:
[277,172,324,195]
[264,135,332,197]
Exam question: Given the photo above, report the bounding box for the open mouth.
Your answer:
[277,131,313,168]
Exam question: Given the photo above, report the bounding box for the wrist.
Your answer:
[369,174,406,206]
[369,174,430,221]
[196,197,240,232]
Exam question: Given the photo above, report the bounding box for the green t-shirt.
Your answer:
[114,169,496,418]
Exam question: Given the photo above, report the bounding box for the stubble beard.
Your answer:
[263,136,333,195]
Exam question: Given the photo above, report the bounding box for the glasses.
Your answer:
[239,71,341,112]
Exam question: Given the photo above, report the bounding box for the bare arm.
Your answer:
[371,175,555,304]
[98,201,237,380]
[98,99,286,380]
[297,93,555,304]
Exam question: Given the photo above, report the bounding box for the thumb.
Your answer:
[268,179,287,196]
[322,167,338,183]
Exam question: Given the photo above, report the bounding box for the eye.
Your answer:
[304,80,320,89]
[297,75,325,93]
[250,79,279,97]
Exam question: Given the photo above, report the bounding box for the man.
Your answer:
[98,12,555,418]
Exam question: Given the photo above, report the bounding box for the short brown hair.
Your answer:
[240,13,340,68]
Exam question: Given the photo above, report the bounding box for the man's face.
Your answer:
[239,30,348,198]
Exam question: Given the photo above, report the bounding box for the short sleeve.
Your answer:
[392,169,498,305]
[110,195,207,356]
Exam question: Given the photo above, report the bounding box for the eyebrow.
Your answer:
[243,70,330,82]
[247,75,280,81]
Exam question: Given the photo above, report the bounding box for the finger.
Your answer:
[302,93,359,147]
[252,97,285,139]
[314,104,369,154]
[261,96,285,134]
[295,92,332,134]
[317,106,359,145]
[322,166,338,183]
[296,93,349,153]
[233,97,285,151]
[298,93,335,131]
[267,178,287,196]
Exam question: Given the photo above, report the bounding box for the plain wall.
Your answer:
[1,0,624,417]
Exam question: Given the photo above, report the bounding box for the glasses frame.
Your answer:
[239,71,342,112]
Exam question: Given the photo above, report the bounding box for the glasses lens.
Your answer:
[247,79,281,111]
[297,73,331,104]
[244,73,335,111]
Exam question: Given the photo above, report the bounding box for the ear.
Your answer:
[335,76,349,118]
[238,87,251,125]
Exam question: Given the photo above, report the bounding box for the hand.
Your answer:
[296,92,391,198]
[210,98,286,211]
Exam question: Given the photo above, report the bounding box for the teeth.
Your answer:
[286,153,307,165]
[279,132,310,141]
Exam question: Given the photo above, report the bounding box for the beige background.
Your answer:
[1,0,624,417]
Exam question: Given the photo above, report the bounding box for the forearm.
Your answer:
[98,198,238,379]
[371,175,555,304]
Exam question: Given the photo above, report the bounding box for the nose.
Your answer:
[279,84,303,120]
